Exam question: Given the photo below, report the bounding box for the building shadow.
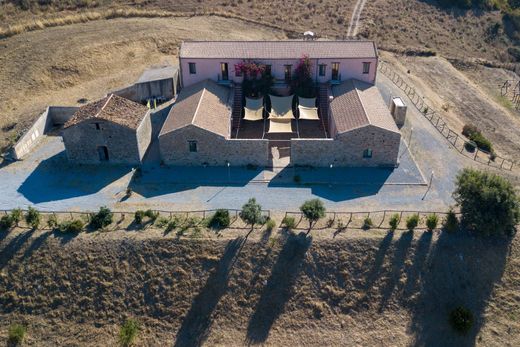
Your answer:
[410,231,510,346]
[174,237,245,347]
[245,232,312,344]
[17,151,131,203]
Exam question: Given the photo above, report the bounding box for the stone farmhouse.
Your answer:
[158,40,401,167]
[62,94,152,164]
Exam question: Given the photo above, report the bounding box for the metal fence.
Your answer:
[378,62,515,171]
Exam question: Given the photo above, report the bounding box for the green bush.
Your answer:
[443,208,459,233]
[426,214,439,232]
[47,214,59,229]
[119,318,139,347]
[282,215,296,230]
[208,209,230,229]
[362,217,373,230]
[454,168,519,236]
[265,218,276,231]
[300,199,326,229]
[144,209,158,222]
[389,213,400,231]
[11,208,22,226]
[8,323,26,345]
[155,216,170,228]
[134,210,145,225]
[406,214,420,231]
[59,219,85,233]
[461,124,493,152]
[0,214,15,231]
[449,306,474,335]
[90,206,113,230]
[25,207,40,229]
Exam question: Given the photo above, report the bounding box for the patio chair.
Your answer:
[243,97,264,121]
[268,94,295,120]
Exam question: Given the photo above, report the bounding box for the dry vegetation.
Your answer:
[0,226,518,345]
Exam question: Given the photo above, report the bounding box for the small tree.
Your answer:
[449,306,473,335]
[406,214,420,231]
[209,209,231,230]
[300,199,326,231]
[389,213,400,231]
[0,214,14,231]
[443,208,459,233]
[8,323,26,345]
[25,207,41,229]
[90,206,113,230]
[454,168,520,237]
[362,216,373,230]
[119,318,139,347]
[11,208,22,227]
[282,215,296,231]
[240,198,263,232]
[426,214,438,232]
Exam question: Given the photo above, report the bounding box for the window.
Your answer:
[188,62,197,74]
[188,140,198,152]
[220,62,229,80]
[97,146,109,161]
[264,65,271,76]
[363,148,373,158]
[94,122,101,130]
[331,62,340,80]
[284,65,292,81]
[319,64,327,77]
[363,62,371,74]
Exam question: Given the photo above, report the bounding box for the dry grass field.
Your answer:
[0,227,518,346]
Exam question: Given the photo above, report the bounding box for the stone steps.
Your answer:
[319,84,331,137]
[231,85,243,135]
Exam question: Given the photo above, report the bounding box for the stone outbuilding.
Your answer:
[62,94,152,164]
[159,79,270,166]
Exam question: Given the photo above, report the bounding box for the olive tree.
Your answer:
[300,198,326,231]
[240,198,263,232]
[454,168,519,237]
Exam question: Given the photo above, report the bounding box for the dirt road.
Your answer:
[347,0,368,37]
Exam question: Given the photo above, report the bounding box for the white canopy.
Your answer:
[298,96,316,108]
[243,97,264,121]
[268,95,294,119]
[298,105,320,120]
[268,118,293,133]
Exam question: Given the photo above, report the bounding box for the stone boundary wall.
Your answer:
[12,106,78,160]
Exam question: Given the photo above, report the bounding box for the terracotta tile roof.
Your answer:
[180,40,377,59]
[331,79,399,134]
[160,79,231,138]
[64,94,149,129]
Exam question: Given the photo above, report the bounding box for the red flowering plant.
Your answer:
[292,54,316,97]
[234,61,266,79]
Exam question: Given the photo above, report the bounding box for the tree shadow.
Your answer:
[411,231,510,346]
[245,232,312,344]
[403,231,433,299]
[0,230,34,270]
[174,237,245,347]
[361,231,395,293]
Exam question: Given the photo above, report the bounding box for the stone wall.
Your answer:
[63,120,145,165]
[136,112,152,160]
[159,125,270,166]
[291,125,401,167]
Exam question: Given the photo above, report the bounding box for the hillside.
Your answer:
[0,228,518,346]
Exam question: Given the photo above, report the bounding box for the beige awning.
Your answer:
[268,94,294,119]
[245,97,264,110]
[298,105,319,120]
[244,107,264,121]
[268,118,293,133]
[298,96,316,108]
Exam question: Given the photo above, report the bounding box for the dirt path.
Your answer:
[347,0,368,37]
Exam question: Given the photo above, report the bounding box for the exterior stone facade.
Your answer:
[291,125,401,167]
[159,125,269,166]
[62,112,151,165]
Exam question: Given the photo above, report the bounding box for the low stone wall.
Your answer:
[160,126,270,167]
[12,106,78,160]
[291,125,401,167]
[112,79,176,103]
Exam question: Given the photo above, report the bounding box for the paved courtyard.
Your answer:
[0,72,483,213]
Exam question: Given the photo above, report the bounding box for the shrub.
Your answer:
[406,214,420,231]
[25,207,40,229]
[134,210,145,225]
[47,214,58,229]
[389,213,400,231]
[90,206,113,230]
[0,214,14,231]
[300,199,326,229]
[265,218,276,231]
[208,209,230,229]
[155,216,170,228]
[454,168,519,237]
[144,209,158,222]
[362,217,373,230]
[426,214,439,232]
[443,208,459,233]
[59,219,84,233]
[119,318,139,347]
[449,306,473,335]
[282,215,296,230]
[462,124,479,138]
[11,208,22,226]
[240,198,263,231]
[461,124,493,152]
[165,219,178,233]
[8,323,26,345]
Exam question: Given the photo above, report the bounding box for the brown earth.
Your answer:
[0,226,518,346]
[0,16,285,151]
